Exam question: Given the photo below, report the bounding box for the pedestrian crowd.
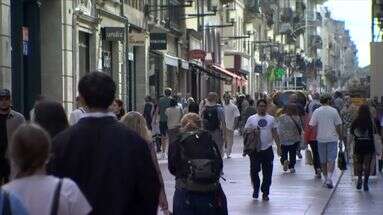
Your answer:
[0,70,382,214]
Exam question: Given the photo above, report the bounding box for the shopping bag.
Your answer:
[338,141,347,171]
[305,149,313,165]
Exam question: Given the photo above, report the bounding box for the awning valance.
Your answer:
[211,65,240,79]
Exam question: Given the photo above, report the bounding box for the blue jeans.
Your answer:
[173,187,227,215]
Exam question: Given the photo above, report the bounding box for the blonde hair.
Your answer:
[121,112,152,143]
[181,113,202,132]
[10,123,51,179]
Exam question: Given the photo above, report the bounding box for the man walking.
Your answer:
[0,89,25,183]
[201,92,225,156]
[309,95,342,189]
[158,88,172,158]
[223,93,240,158]
[245,99,281,201]
[48,72,160,214]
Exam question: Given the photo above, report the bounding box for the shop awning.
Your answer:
[211,65,240,79]
[164,54,179,67]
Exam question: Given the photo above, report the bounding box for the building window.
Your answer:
[79,31,90,76]
[125,0,145,11]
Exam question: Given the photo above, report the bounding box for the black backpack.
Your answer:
[203,106,220,131]
[178,130,222,192]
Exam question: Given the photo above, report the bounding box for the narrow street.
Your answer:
[159,134,348,215]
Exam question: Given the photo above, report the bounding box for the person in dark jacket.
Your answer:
[48,72,161,215]
[168,113,227,215]
[351,104,376,191]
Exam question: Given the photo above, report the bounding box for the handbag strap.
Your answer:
[50,179,63,215]
[289,115,302,135]
[2,190,12,215]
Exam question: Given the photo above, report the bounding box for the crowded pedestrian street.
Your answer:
[1,0,383,215]
[160,134,383,215]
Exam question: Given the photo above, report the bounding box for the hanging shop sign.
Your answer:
[150,33,167,50]
[128,33,146,46]
[102,27,125,41]
[189,49,206,60]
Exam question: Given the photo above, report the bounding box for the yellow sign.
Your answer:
[351,98,367,106]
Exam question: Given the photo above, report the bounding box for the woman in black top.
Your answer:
[350,104,376,191]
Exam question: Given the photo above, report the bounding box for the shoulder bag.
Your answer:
[2,190,11,215]
[50,179,63,215]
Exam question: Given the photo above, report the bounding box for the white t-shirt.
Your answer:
[245,114,277,150]
[309,105,342,143]
[165,107,183,129]
[3,175,92,215]
[223,103,240,130]
[69,108,86,125]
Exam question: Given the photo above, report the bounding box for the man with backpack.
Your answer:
[168,113,227,215]
[201,92,226,157]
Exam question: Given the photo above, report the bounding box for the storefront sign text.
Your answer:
[103,27,125,41]
[150,33,167,50]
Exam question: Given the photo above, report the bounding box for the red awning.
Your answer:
[211,65,240,79]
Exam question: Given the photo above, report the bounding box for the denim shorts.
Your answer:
[317,141,338,163]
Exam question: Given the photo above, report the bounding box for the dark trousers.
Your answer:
[249,146,274,195]
[280,142,298,169]
[309,141,321,172]
[173,186,228,215]
[0,158,10,184]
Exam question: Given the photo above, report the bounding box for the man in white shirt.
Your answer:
[69,96,87,125]
[309,95,342,189]
[244,99,281,201]
[223,93,240,159]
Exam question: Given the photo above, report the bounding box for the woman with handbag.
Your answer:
[350,105,376,191]
[277,104,302,173]
[3,123,91,215]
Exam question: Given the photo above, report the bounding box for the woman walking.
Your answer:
[121,112,169,214]
[277,104,302,173]
[111,99,125,120]
[3,123,91,215]
[168,113,227,215]
[34,100,69,138]
[165,98,183,146]
[351,105,377,191]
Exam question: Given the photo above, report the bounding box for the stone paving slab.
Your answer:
[324,168,383,215]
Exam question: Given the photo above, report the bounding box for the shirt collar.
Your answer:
[82,112,116,119]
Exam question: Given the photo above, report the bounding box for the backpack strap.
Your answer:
[50,179,63,215]
[2,190,12,215]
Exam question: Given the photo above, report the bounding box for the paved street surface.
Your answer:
[159,134,345,214]
[324,168,383,214]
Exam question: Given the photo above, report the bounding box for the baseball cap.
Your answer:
[0,89,11,98]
